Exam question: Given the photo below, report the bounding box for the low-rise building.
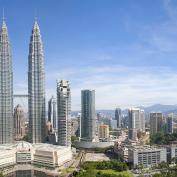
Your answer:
[0,141,72,169]
[128,145,166,168]
[33,144,72,167]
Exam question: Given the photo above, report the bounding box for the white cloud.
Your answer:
[45,65,177,110]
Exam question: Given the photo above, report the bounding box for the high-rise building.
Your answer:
[14,105,25,140]
[57,80,71,146]
[0,20,13,144]
[128,108,145,140]
[115,108,121,128]
[99,124,109,139]
[166,114,173,134]
[48,96,57,131]
[81,90,96,142]
[150,112,163,135]
[109,119,117,129]
[28,21,46,143]
[167,116,173,134]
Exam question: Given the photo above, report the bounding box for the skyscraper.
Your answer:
[57,80,71,146]
[115,108,121,128]
[48,96,57,131]
[28,21,46,143]
[128,108,145,140]
[150,112,163,135]
[81,90,96,142]
[14,105,25,140]
[0,20,13,144]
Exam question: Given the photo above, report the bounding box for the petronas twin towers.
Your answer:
[0,19,45,144]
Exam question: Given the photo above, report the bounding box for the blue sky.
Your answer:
[1,0,177,110]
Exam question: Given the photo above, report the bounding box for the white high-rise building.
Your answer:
[128,108,145,140]
[48,96,57,132]
[57,80,71,146]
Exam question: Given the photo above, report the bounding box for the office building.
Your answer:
[166,114,173,134]
[57,80,71,146]
[14,105,26,141]
[48,96,57,131]
[115,108,121,128]
[150,112,163,135]
[128,145,166,168]
[0,19,13,144]
[81,90,96,142]
[99,124,109,139]
[28,21,46,143]
[109,119,117,129]
[128,108,145,140]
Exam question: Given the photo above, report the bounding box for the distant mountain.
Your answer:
[141,104,177,113]
[71,104,177,118]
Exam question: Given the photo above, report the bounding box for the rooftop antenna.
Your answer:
[2,8,5,21]
[34,9,38,21]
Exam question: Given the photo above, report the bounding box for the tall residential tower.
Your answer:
[0,20,13,144]
[57,80,71,146]
[28,21,46,143]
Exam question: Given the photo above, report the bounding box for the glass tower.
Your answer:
[81,90,96,142]
[28,21,46,143]
[0,20,13,144]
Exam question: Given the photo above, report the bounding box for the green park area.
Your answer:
[73,160,133,177]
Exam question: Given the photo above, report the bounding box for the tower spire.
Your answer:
[34,9,38,22]
[2,8,5,21]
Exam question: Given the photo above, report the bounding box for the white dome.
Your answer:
[16,141,32,151]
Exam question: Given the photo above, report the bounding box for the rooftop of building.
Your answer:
[129,145,166,152]
[0,141,71,152]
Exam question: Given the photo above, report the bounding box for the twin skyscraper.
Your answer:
[0,19,45,144]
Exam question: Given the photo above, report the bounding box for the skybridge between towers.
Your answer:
[13,94,28,98]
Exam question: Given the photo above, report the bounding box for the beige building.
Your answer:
[14,105,26,140]
[150,112,163,135]
[33,145,72,167]
[99,124,109,139]
[0,141,72,169]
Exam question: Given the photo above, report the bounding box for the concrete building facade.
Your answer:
[99,124,109,139]
[128,145,167,168]
[150,112,163,135]
[48,96,57,132]
[14,105,26,141]
[128,108,145,140]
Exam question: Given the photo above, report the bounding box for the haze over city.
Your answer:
[2,0,177,110]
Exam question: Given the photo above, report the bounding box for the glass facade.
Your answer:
[28,21,45,143]
[0,20,13,144]
[81,90,96,141]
